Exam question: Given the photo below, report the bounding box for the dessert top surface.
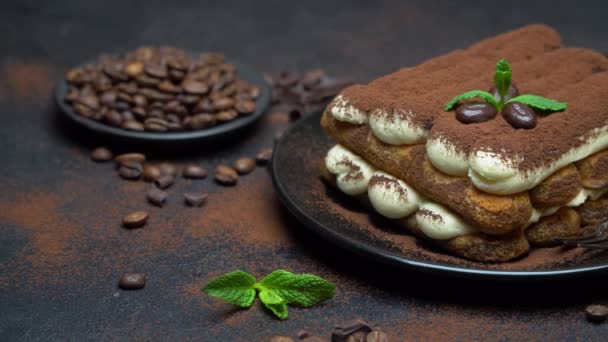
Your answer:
[333,25,608,172]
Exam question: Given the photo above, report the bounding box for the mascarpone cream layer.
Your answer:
[325,144,605,241]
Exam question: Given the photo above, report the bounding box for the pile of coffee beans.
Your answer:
[65,47,261,132]
[266,69,352,120]
[270,319,389,342]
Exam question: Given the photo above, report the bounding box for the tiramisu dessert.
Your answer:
[320,25,608,262]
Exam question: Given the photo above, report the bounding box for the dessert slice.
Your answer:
[319,24,608,262]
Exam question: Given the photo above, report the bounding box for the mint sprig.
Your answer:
[445,58,567,113]
[202,270,336,320]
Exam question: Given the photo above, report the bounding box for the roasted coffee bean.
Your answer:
[213,97,235,111]
[117,92,134,104]
[105,110,123,127]
[233,157,255,175]
[277,70,300,87]
[100,91,117,106]
[489,83,519,102]
[147,187,167,207]
[455,103,497,124]
[144,118,169,132]
[73,103,94,117]
[182,79,209,95]
[159,162,178,176]
[114,100,131,111]
[164,100,181,112]
[121,111,136,121]
[122,210,149,228]
[142,164,162,182]
[154,175,175,189]
[365,331,388,342]
[194,99,215,113]
[332,319,372,342]
[133,94,148,107]
[215,110,238,123]
[118,82,138,95]
[184,192,208,207]
[158,80,181,94]
[256,148,273,165]
[145,64,168,78]
[167,58,189,71]
[103,64,128,81]
[91,147,113,162]
[502,102,537,129]
[64,87,80,103]
[182,165,208,179]
[124,61,145,77]
[135,74,161,87]
[214,165,238,185]
[150,101,165,109]
[148,108,164,119]
[269,337,294,342]
[115,153,146,165]
[132,107,147,120]
[65,67,87,85]
[140,88,173,101]
[235,100,256,115]
[586,304,608,323]
[118,161,143,180]
[76,93,100,110]
[118,273,146,289]
[189,113,216,130]
[121,119,145,131]
[177,94,200,106]
[93,76,113,92]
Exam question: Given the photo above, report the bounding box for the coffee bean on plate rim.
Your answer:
[214,165,238,186]
[184,192,208,207]
[122,211,149,228]
[256,148,273,165]
[233,157,256,175]
[182,165,208,179]
[147,187,168,207]
[118,273,146,290]
[90,147,113,162]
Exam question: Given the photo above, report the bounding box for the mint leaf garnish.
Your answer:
[444,90,498,111]
[258,270,336,307]
[203,270,257,307]
[506,94,567,112]
[494,58,512,104]
[444,58,568,119]
[203,269,336,320]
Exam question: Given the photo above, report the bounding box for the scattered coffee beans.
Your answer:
[154,175,175,189]
[585,304,608,323]
[115,153,146,165]
[184,192,208,207]
[256,148,273,165]
[90,147,113,162]
[142,164,162,182]
[147,187,167,207]
[214,165,238,185]
[122,211,149,228]
[455,103,497,124]
[272,319,388,342]
[159,162,178,177]
[233,157,256,175]
[118,161,143,180]
[332,319,372,342]
[268,69,352,119]
[502,102,537,129]
[182,165,208,179]
[118,273,146,290]
[64,47,261,133]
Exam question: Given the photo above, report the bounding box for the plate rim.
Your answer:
[55,60,271,142]
[271,112,608,281]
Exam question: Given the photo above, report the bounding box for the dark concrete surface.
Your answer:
[1,1,607,340]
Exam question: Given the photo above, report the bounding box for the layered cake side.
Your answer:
[319,24,608,262]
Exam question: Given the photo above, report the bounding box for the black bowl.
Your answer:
[54,60,271,149]
[271,111,608,281]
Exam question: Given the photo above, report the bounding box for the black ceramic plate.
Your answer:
[271,112,608,280]
[55,60,271,145]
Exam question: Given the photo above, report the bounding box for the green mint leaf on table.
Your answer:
[494,58,512,105]
[444,90,498,111]
[258,270,336,307]
[506,94,567,112]
[202,270,256,307]
[203,269,336,320]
